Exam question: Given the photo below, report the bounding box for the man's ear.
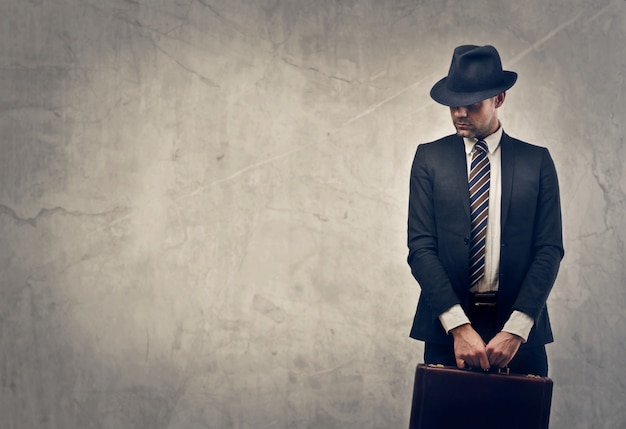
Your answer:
[494,92,506,108]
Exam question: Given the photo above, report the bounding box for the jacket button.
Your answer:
[464,237,469,245]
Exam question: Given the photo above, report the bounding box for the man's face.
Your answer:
[449,93,504,139]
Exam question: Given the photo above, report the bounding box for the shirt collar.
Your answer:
[463,125,503,155]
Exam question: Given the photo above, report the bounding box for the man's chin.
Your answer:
[455,129,474,138]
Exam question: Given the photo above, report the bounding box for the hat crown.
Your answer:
[447,45,505,92]
[429,44,517,106]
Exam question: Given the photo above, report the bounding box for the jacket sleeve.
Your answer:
[407,144,462,321]
[512,148,564,320]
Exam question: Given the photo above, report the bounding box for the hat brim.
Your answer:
[430,71,518,106]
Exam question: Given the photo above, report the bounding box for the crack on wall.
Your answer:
[153,39,220,88]
[0,204,130,227]
[282,56,352,84]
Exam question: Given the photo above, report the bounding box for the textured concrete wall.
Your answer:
[1,1,624,428]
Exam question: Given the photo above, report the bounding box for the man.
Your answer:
[407,45,564,376]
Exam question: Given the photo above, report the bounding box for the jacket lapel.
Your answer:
[450,135,471,221]
[500,132,515,229]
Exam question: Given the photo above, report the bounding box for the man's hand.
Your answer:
[450,324,490,371]
[485,332,523,368]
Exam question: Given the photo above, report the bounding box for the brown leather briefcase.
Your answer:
[409,364,553,429]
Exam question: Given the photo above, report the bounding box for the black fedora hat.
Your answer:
[430,45,517,107]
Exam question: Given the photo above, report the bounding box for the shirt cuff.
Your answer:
[501,311,535,342]
[438,304,471,334]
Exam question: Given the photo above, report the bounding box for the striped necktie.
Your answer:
[469,140,490,288]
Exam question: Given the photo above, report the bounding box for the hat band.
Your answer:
[447,76,506,93]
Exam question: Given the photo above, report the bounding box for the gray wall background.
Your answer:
[1,0,625,428]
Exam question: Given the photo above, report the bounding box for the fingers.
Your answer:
[452,329,523,370]
[455,357,465,370]
[451,324,490,371]
[486,344,514,368]
[485,332,522,368]
[478,353,491,371]
[462,349,490,371]
[459,346,489,370]
[486,349,509,368]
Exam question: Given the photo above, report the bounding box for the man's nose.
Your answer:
[452,106,467,117]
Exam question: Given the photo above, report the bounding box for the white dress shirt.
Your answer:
[438,126,534,341]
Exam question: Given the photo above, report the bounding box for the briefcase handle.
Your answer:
[428,363,511,374]
[428,364,542,378]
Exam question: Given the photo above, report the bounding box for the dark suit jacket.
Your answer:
[407,132,564,346]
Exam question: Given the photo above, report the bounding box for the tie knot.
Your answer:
[474,140,488,154]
